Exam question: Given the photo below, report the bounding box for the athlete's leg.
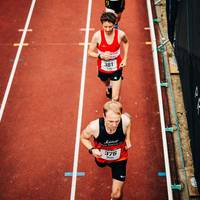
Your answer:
[110,69,122,101]
[111,179,124,200]
[109,160,127,199]
[111,78,121,101]
[116,0,125,24]
[98,70,112,98]
[95,158,107,168]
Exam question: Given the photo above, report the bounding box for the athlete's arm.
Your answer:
[88,31,111,60]
[122,113,132,150]
[80,120,102,157]
[119,30,129,68]
[88,32,99,58]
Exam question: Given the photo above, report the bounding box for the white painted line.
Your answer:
[78,42,92,46]
[146,0,173,199]
[0,0,36,122]
[18,29,32,32]
[144,27,150,30]
[80,27,95,31]
[145,41,152,45]
[13,43,29,47]
[70,0,92,199]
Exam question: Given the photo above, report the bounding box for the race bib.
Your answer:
[101,59,117,71]
[100,149,121,160]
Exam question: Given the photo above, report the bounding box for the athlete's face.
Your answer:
[104,110,121,130]
[102,21,114,35]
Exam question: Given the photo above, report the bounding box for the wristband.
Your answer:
[88,147,95,154]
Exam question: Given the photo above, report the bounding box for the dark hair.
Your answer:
[100,12,116,25]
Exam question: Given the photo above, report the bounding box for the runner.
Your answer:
[81,101,132,200]
[88,12,129,101]
[105,0,125,25]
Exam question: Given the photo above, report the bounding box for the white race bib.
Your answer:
[101,59,117,71]
[100,149,121,160]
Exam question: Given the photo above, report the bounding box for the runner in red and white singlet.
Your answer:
[88,12,129,101]
[97,29,122,74]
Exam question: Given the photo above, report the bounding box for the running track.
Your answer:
[0,0,168,199]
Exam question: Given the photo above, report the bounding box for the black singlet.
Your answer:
[105,0,125,14]
[94,117,125,146]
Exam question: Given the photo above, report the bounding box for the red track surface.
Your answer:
[0,0,168,199]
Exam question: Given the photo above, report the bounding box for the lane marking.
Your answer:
[78,42,92,46]
[144,27,150,30]
[64,172,85,177]
[9,58,23,63]
[70,0,93,199]
[80,28,95,31]
[146,0,173,198]
[0,0,36,122]
[13,43,29,47]
[158,172,166,177]
[18,29,33,32]
[145,41,152,45]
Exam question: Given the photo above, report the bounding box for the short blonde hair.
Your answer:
[103,101,122,116]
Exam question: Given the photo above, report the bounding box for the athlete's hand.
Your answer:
[125,141,132,150]
[120,58,127,68]
[92,149,102,158]
[101,51,111,60]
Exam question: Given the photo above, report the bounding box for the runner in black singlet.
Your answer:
[81,101,132,200]
[105,0,125,24]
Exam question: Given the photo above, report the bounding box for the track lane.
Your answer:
[76,0,168,199]
[0,0,88,199]
[0,0,32,108]
[0,0,169,199]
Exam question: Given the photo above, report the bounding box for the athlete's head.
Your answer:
[103,101,122,130]
[100,12,116,35]
[100,12,116,25]
[103,101,122,116]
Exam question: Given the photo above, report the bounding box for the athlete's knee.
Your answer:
[111,189,122,199]
[112,96,119,101]
[111,92,119,101]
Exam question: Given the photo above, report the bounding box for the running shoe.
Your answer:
[106,87,112,99]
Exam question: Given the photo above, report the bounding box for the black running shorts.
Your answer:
[95,159,127,182]
[98,69,122,82]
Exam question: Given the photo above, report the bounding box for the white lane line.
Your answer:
[80,27,95,31]
[18,29,33,32]
[13,43,29,47]
[70,0,93,199]
[0,0,36,122]
[78,42,92,46]
[146,0,173,199]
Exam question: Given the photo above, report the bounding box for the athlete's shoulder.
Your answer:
[87,119,99,134]
[122,113,132,126]
[91,30,101,43]
[118,29,125,35]
[93,30,101,38]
